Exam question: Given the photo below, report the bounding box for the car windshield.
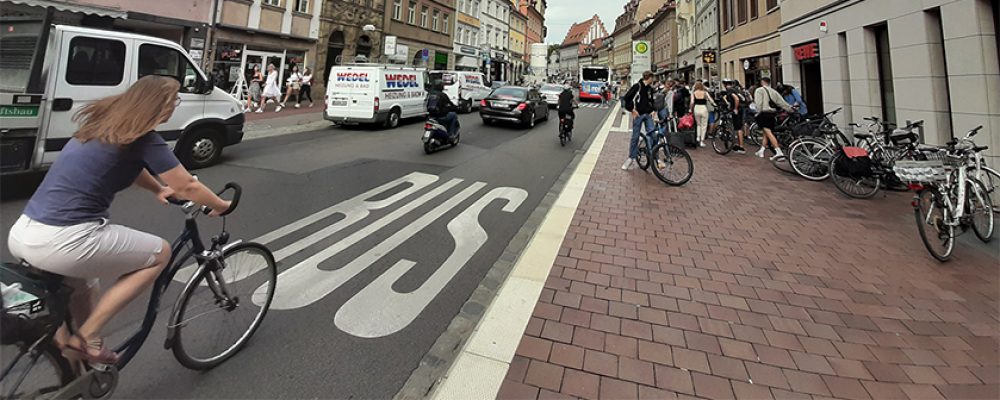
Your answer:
[541,85,562,92]
[490,87,526,100]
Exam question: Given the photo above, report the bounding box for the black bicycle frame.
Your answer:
[112,214,207,369]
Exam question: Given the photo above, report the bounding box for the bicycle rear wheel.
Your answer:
[977,166,1000,213]
[712,128,733,155]
[747,123,763,147]
[829,152,881,199]
[0,341,74,399]
[914,188,955,262]
[170,242,277,370]
[651,143,693,186]
[789,138,834,181]
[969,179,995,242]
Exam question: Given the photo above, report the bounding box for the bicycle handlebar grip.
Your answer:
[973,145,988,152]
[216,182,242,216]
[165,197,186,206]
[970,125,983,137]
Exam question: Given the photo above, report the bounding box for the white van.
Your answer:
[0,23,244,174]
[324,65,428,128]
[428,71,491,113]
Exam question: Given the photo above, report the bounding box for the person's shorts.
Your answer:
[731,112,743,128]
[708,112,716,124]
[755,112,777,130]
[8,214,163,282]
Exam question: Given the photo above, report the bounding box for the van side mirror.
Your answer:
[201,75,216,94]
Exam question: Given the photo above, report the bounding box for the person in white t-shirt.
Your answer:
[281,64,303,109]
[258,63,282,113]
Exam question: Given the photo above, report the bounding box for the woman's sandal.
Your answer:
[61,334,119,365]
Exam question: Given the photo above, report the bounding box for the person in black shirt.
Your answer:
[426,80,458,135]
[621,71,656,170]
[557,86,577,134]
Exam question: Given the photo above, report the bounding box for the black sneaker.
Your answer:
[734,145,746,154]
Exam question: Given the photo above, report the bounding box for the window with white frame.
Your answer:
[458,0,465,14]
[421,6,428,27]
[432,9,439,31]
[263,0,280,6]
[295,0,308,12]
[443,14,449,34]
[408,1,416,23]
[392,0,402,20]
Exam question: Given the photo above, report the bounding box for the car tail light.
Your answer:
[374,97,380,112]
[516,103,527,111]
[480,99,488,107]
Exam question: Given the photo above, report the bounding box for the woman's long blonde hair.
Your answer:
[73,75,180,145]
[693,81,706,92]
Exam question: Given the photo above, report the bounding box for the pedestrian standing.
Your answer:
[672,80,690,118]
[245,65,263,113]
[753,77,794,159]
[689,81,715,147]
[781,84,808,116]
[259,64,282,113]
[723,79,748,154]
[281,64,303,109]
[621,71,656,170]
[298,67,314,108]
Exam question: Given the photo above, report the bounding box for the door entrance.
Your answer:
[243,50,285,99]
[800,60,823,115]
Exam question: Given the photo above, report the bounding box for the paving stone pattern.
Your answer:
[497,128,999,400]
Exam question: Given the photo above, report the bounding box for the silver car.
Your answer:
[540,84,565,107]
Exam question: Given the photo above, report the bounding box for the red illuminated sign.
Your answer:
[793,42,819,61]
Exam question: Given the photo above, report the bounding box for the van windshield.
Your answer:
[0,19,44,93]
[429,72,456,86]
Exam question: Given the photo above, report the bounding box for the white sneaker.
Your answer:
[243,107,250,113]
[770,149,785,161]
[295,103,301,108]
[621,158,635,170]
[309,103,315,108]
[755,148,765,158]
[700,141,706,147]
[255,108,263,113]
[275,106,283,112]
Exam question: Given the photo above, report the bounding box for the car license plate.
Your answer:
[331,100,348,106]
[423,131,431,139]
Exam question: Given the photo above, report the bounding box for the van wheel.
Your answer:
[461,100,473,113]
[177,128,222,169]
[384,108,401,129]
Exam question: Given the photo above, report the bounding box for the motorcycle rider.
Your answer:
[425,80,458,137]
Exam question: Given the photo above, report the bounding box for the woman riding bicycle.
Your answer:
[557,86,577,132]
[7,76,231,365]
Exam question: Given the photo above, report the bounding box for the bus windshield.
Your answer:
[580,67,609,82]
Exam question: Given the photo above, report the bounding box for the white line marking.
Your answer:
[335,187,527,338]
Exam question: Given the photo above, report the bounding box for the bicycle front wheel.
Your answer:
[914,189,955,262]
[636,135,650,170]
[789,139,833,181]
[712,128,733,155]
[969,179,995,242]
[976,166,1000,213]
[170,242,277,370]
[0,341,74,399]
[651,143,693,186]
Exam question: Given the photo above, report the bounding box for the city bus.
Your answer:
[578,65,611,101]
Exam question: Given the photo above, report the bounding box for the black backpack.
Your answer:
[834,147,874,178]
[425,92,445,115]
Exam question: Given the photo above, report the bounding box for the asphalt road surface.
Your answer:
[0,104,613,399]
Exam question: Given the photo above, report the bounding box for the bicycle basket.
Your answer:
[1,263,69,345]
[893,160,948,183]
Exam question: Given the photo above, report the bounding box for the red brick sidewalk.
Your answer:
[498,125,999,399]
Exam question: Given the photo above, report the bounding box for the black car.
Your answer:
[479,86,550,128]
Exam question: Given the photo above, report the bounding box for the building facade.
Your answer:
[519,0,545,62]
[384,0,456,71]
[611,3,637,81]
[211,0,322,93]
[454,0,483,70]
[675,0,697,82]
[509,6,527,82]
[480,0,511,81]
[693,0,718,82]
[559,15,607,80]
[719,0,782,87]
[779,0,999,160]
[649,2,677,79]
[319,0,385,87]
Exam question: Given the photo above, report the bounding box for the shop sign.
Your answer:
[384,36,397,56]
[454,45,478,56]
[190,37,204,49]
[458,13,480,28]
[701,50,716,64]
[793,42,819,61]
[743,60,750,70]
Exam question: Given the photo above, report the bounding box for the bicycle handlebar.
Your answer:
[166,182,242,216]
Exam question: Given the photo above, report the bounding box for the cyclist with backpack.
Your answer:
[723,79,748,153]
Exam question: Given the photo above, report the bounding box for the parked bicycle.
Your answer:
[895,126,994,261]
[784,108,853,181]
[636,116,694,186]
[829,120,925,199]
[1,183,277,399]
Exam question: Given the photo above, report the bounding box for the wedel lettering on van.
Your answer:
[337,73,370,82]
[385,74,419,88]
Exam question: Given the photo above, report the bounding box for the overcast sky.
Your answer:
[545,0,624,44]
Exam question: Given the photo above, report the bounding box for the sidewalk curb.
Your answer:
[398,105,620,400]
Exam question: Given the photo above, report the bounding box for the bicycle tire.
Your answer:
[651,143,693,186]
[0,341,74,399]
[170,242,277,370]
[968,178,995,242]
[747,123,763,147]
[788,138,833,181]
[829,152,881,199]
[712,128,733,155]
[637,135,650,170]
[914,188,955,262]
[976,166,1000,213]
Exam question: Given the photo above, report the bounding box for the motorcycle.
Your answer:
[423,117,460,154]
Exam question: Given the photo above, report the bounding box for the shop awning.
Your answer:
[4,0,127,19]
